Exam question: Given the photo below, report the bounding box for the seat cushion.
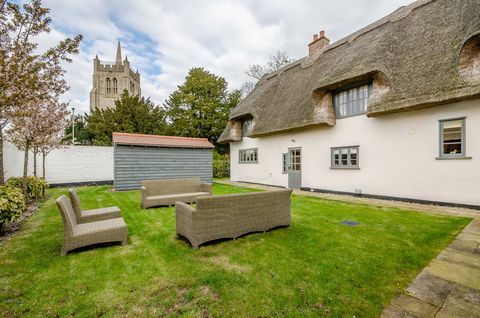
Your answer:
[147,192,209,201]
[74,217,126,236]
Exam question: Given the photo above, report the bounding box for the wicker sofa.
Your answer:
[141,178,212,208]
[69,188,121,223]
[175,188,292,249]
[56,195,127,255]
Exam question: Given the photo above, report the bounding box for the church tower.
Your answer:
[89,42,141,111]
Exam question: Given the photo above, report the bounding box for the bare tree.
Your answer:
[0,0,81,184]
[241,50,292,97]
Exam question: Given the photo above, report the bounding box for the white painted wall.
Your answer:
[230,99,480,206]
[4,142,113,184]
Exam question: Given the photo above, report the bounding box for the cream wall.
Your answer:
[230,99,480,206]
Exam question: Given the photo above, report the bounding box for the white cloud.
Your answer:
[40,0,414,114]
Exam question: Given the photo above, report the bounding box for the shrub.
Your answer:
[0,185,26,226]
[6,176,49,200]
[213,160,230,178]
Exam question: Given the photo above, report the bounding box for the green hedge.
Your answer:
[6,176,48,201]
[0,185,26,226]
[213,160,230,178]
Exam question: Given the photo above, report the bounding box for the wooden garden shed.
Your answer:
[112,132,214,191]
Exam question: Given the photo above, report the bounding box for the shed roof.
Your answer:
[218,0,480,142]
[112,132,215,149]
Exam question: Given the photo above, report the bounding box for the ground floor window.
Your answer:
[331,146,359,169]
[282,153,287,173]
[439,117,466,158]
[239,148,258,163]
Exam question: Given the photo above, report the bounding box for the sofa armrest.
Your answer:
[175,202,195,217]
[141,186,147,208]
[201,182,212,194]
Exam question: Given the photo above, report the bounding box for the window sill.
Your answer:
[435,156,472,160]
[330,167,360,170]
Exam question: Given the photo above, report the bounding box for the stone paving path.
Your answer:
[215,180,480,317]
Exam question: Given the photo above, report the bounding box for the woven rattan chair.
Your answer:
[69,188,121,223]
[56,195,127,255]
[175,188,292,249]
[141,178,212,208]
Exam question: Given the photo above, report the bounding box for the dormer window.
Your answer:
[333,83,372,118]
[242,119,252,137]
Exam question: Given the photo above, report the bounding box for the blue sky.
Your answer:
[36,0,414,114]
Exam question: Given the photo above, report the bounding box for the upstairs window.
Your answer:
[112,78,118,94]
[439,118,467,159]
[106,78,111,94]
[331,146,359,169]
[333,83,371,118]
[242,119,252,137]
[239,148,258,164]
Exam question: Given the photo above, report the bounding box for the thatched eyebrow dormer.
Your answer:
[218,0,480,143]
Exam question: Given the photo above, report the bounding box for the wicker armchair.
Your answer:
[175,188,292,249]
[68,188,121,223]
[56,195,127,255]
[141,178,212,208]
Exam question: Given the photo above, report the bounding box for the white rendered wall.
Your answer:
[230,100,480,206]
[4,142,113,184]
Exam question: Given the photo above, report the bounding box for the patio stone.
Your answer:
[435,285,480,318]
[448,237,479,254]
[381,294,438,318]
[437,247,480,270]
[406,271,455,306]
[425,259,480,290]
[463,219,480,235]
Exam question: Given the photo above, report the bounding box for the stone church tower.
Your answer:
[89,42,141,111]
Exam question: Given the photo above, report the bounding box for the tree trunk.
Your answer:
[0,128,4,185]
[42,151,46,197]
[42,151,46,179]
[33,147,37,177]
[23,141,30,198]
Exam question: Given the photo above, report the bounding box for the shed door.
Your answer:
[288,148,301,189]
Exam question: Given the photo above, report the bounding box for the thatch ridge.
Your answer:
[219,0,480,143]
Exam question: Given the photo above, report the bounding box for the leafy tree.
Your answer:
[241,50,292,97]
[7,99,69,196]
[163,67,241,153]
[86,91,166,146]
[0,0,81,184]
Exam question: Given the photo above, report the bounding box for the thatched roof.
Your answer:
[219,0,480,143]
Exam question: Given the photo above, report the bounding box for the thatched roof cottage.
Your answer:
[219,0,480,207]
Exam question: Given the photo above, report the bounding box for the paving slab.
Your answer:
[380,294,439,318]
[435,285,480,318]
[463,219,480,234]
[437,247,480,270]
[448,237,479,254]
[425,259,480,290]
[405,271,455,306]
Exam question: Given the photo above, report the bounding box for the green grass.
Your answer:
[0,183,470,317]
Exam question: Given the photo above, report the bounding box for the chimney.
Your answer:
[308,31,330,57]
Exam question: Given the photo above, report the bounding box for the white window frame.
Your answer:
[242,119,252,137]
[239,148,258,164]
[331,146,360,169]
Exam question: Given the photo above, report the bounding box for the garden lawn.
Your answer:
[0,184,470,317]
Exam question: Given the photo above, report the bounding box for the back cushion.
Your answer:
[142,178,202,195]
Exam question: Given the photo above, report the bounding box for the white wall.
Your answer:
[4,142,113,184]
[230,99,480,206]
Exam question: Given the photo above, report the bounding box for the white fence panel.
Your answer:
[4,141,113,185]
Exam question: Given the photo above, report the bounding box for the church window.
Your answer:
[113,78,118,94]
[106,78,111,94]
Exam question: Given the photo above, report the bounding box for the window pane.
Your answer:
[442,120,463,155]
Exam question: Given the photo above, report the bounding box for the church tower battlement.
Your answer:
[89,42,141,111]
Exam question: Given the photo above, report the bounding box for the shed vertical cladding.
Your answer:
[114,145,213,190]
